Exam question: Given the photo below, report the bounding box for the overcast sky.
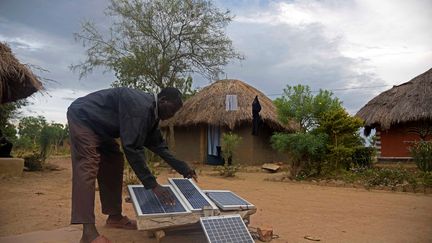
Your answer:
[1,0,431,124]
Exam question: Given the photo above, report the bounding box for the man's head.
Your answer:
[157,87,183,120]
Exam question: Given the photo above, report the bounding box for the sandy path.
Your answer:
[0,157,431,243]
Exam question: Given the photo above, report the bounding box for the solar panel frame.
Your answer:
[168,178,218,212]
[200,214,254,243]
[203,190,256,211]
[127,185,191,217]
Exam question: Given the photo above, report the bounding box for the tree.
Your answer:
[18,116,47,147]
[272,84,364,177]
[316,108,364,170]
[72,0,242,93]
[0,100,26,139]
[274,85,341,132]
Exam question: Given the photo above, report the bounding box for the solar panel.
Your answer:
[169,178,218,212]
[200,215,254,243]
[128,185,191,217]
[204,190,255,211]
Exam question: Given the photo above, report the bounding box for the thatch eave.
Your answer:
[0,42,43,104]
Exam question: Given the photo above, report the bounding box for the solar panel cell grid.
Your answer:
[171,178,212,210]
[200,215,254,243]
[132,186,186,215]
[207,192,249,206]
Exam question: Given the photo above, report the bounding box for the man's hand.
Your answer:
[152,184,175,205]
[183,169,198,182]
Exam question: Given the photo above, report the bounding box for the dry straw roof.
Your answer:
[162,79,297,131]
[356,68,432,130]
[0,42,42,104]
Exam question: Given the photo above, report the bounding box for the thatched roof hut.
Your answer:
[356,68,432,159]
[356,68,432,132]
[162,79,297,131]
[0,42,42,104]
[161,79,297,165]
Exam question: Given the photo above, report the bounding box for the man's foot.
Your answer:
[80,235,111,243]
[106,215,137,230]
[80,223,100,243]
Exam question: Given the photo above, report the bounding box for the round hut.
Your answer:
[356,68,432,160]
[0,42,42,104]
[161,79,298,165]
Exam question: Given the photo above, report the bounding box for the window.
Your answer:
[225,95,238,111]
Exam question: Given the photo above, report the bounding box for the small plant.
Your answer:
[410,141,432,172]
[365,168,412,187]
[352,146,375,168]
[217,132,242,177]
[23,151,44,171]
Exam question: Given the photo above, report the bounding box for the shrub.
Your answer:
[365,168,412,187]
[217,132,242,177]
[352,146,375,168]
[410,141,432,172]
[271,132,327,178]
[23,151,44,171]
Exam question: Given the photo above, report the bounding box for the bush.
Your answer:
[352,146,375,168]
[418,172,432,187]
[364,168,412,187]
[271,132,327,178]
[23,151,44,171]
[218,132,242,177]
[410,141,432,172]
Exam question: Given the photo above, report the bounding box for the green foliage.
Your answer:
[39,123,68,160]
[410,141,432,172]
[23,151,45,171]
[418,172,432,187]
[351,146,375,168]
[272,84,363,178]
[18,116,47,149]
[0,101,27,141]
[364,168,413,187]
[274,85,341,131]
[316,108,364,171]
[271,132,327,178]
[217,132,242,177]
[72,0,242,93]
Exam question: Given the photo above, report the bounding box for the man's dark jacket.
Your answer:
[68,87,190,189]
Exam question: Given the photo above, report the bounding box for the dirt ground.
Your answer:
[0,157,431,243]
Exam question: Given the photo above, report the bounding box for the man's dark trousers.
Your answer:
[67,110,124,224]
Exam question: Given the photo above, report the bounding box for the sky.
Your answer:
[1,0,431,124]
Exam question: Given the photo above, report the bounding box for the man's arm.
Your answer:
[145,127,194,177]
[120,116,158,189]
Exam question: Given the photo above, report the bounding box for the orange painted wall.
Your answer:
[379,122,431,157]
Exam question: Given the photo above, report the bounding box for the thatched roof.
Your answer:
[0,42,42,104]
[356,68,432,131]
[161,79,298,131]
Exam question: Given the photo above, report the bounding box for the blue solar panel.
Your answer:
[205,191,254,210]
[170,178,213,210]
[131,186,187,215]
[200,215,254,243]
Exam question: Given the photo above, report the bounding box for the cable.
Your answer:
[266,84,392,96]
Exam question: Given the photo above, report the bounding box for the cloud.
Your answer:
[217,6,385,114]
[1,0,431,123]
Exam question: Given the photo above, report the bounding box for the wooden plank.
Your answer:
[136,208,257,231]
[261,163,281,172]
